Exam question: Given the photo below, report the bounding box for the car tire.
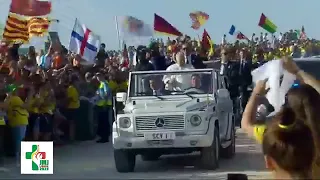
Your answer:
[114,149,136,172]
[200,126,219,170]
[221,123,235,159]
[141,154,161,161]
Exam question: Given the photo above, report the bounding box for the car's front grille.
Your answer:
[135,115,185,131]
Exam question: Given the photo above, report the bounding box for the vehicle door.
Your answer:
[216,73,233,140]
[207,70,218,119]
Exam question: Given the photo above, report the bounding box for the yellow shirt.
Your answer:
[253,124,267,144]
[7,96,29,127]
[39,91,55,114]
[274,55,281,60]
[67,85,80,109]
[267,52,274,61]
[116,81,128,93]
[0,117,6,125]
[108,80,118,95]
[28,96,42,114]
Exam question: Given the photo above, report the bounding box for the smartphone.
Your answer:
[227,173,248,180]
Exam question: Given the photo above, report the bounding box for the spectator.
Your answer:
[38,45,54,70]
[60,75,80,142]
[135,48,154,71]
[262,108,315,179]
[96,43,109,67]
[6,84,33,166]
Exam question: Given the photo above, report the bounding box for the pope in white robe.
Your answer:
[163,52,194,91]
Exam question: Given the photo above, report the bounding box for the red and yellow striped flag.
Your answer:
[3,13,28,42]
[2,13,50,43]
[28,17,50,37]
[190,11,209,30]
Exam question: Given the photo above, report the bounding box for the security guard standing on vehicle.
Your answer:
[95,73,112,143]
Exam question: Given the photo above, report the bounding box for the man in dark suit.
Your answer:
[150,49,167,70]
[220,48,241,100]
[238,49,253,111]
[190,52,207,69]
[220,48,242,126]
[146,76,170,96]
[135,48,155,72]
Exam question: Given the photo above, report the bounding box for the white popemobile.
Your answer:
[112,69,235,172]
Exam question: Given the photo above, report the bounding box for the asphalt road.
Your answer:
[1,129,271,179]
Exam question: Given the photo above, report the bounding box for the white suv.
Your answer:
[113,69,235,172]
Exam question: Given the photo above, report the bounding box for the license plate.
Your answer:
[144,132,176,140]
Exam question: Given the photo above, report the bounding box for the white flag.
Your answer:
[117,16,153,38]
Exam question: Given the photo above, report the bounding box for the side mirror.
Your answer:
[217,89,230,99]
[116,92,127,102]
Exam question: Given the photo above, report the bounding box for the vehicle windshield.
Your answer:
[129,69,214,97]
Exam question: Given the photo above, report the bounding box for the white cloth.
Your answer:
[132,51,137,66]
[69,19,100,63]
[36,55,42,66]
[251,60,296,114]
[163,64,194,91]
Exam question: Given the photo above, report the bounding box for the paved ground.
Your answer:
[1,129,271,179]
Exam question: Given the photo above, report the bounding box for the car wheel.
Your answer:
[200,126,219,170]
[114,149,136,172]
[141,154,161,161]
[221,123,235,158]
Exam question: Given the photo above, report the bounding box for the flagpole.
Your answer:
[67,18,77,50]
[114,16,121,50]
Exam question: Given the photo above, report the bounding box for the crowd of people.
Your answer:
[0,28,319,179]
[0,41,130,167]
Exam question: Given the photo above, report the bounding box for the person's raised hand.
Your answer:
[282,56,300,75]
[253,78,269,96]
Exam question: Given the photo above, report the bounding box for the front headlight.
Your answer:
[119,117,131,128]
[190,115,202,126]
